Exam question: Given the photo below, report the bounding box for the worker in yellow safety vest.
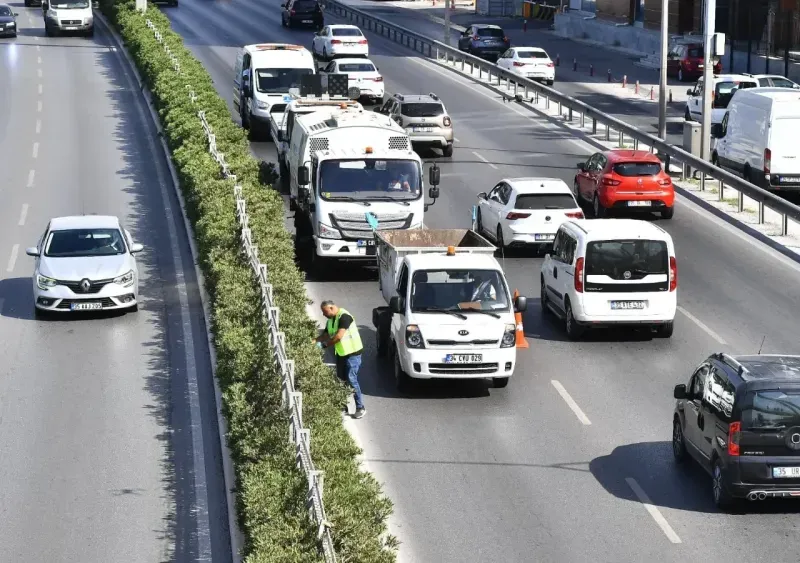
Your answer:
[315,300,366,419]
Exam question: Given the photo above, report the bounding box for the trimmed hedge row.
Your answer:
[98,1,397,561]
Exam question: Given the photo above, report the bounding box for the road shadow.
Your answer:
[591,441,800,515]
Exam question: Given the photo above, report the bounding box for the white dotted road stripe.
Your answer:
[6,245,19,273]
[471,150,498,170]
[551,380,591,425]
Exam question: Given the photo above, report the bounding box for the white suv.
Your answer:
[540,219,677,340]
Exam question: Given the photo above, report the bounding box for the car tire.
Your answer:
[712,458,735,510]
[672,417,688,462]
[593,194,606,218]
[393,347,412,393]
[45,24,53,37]
[496,225,505,251]
[711,152,720,167]
[281,15,286,27]
[540,276,549,316]
[376,321,389,358]
[475,208,484,234]
[684,107,691,121]
[660,206,674,220]
[655,321,674,338]
[86,26,93,37]
[546,79,554,86]
[286,17,293,28]
[442,143,454,157]
[492,377,510,388]
[565,301,583,340]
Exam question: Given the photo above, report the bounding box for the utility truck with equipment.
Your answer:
[371,229,528,391]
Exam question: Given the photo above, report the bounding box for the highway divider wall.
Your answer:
[98,1,397,561]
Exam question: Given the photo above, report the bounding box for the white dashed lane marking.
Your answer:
[18,204,29,227]
[6,245,19,273]
[551,380,591,425]
[35,119,41,134]
[26,170,35,188]
[32,142,39,158]
[471,150,498,170]
[625,477,682,544]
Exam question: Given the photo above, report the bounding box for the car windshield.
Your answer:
[401,102,444,117]
[254,68,314,94]
[687,46,703,58]
[293,0,317,9]
[45,228,126,258]
[742,390,800,430]
[318,159,421,201]
[518,50,548,59]
[476,27,504,37]
[514,193,576,209]
[585,240,668,280]
[332,28,363,36]
[612,162,662,176]
[410,269,510,312]
[338,62,375,72]
[0,6,12,15]
[50,0,89,7]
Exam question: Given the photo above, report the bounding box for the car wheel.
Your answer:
[475,208,484,234]
[393,347,412,393]
[684,107,691,121]
[45,24,53,37]
[376,321,389,358]
[281,15,286,26]
[655,321,674,338]
[593,194,606,218]
[492,377,510,388]
[546,79,554,86]
[672,418,687,462]
[286,17,293,28]
[540,276,549,316]
[85,26,93,37]
[712,458,735,510]
[442,142,454,157]
[565,301,583,340]
[660,206,675,220]
[496,225,505,250]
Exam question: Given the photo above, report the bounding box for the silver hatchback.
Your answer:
[374,93,454,157]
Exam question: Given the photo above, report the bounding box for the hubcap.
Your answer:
[673,423,682,455]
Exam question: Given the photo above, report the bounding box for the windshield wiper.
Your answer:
[414,307,467,320]
[366,197,411,205]
[327,196,371,206]
[460,309,501,319]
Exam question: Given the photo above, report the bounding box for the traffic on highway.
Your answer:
[3,0,800,561]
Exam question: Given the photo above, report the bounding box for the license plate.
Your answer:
[534,234,555,241]
[344,42,356,45]
[610,301,646,310]
[627,200,651,207]
[773,466,800,478]
[65,26,78,30]
[357,239,374,247]
[302,19,312,23]
[71,302,103,311]
[782,177,800,182]
[415,127,433,132]
[444,354,482,363]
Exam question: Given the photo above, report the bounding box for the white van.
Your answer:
[685,74,757,124]
[233,44,316,140]
[540,219,677,340]
[711,87,800,192]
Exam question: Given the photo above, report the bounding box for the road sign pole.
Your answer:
[657,0,668,140]
[700,0,716,161]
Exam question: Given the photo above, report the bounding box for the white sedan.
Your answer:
[319,58,384,102]
[475,178,583,250]
[497,47,555,86]
[311,24,368,60]
[26,215,143,316]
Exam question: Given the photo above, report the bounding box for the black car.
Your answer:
[457,24,510,61]
[673,353,800,509]
[281,0,323,29]
[0,4,17,37]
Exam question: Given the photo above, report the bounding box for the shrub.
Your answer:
[98,1,397,561]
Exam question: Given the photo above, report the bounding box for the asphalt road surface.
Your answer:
[0,11,231,563]
[164,1,800,562]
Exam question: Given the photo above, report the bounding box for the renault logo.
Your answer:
[545,215,551,221]
[80,279,91,292]
[458,330,469,336]
[637,178,643,184]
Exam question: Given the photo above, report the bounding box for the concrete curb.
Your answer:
[95,11,244,563]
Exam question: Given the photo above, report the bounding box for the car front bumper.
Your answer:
[33,282,138,312]
[401,347,516,379]
[316,237,378,261]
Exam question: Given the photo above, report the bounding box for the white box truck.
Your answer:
[371,229,528,392]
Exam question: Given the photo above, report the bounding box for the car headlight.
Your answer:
[405,324,424,348]
[256,100,268,110]
[47,9,57,17]
[317,223,341,239]
[8,21,15,26]
[37,273,57,290]
[113,270,134,287]
[500,323,516,348]
[83,16,92,24]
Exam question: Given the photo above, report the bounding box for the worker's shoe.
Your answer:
[353,408,366,419]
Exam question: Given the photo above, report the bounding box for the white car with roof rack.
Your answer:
[685,73,758,124]
[476,178,583,250]
[318,57,384,102]
[497,47,555,85]
[741,73,800,89]
[312,24,368,60]
[25,215,144,317]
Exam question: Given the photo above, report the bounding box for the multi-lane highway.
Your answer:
[0,11,230,562]
[164,1,800,562]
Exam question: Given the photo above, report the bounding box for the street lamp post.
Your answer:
[444,0,451,46]
[657,0,668,140]
[700,0,716,162]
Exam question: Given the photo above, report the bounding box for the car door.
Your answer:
[702,364,735,463]
[576,153,596,199]
[482,183,505,233]
[682,363,711,460]
[585,153,605,201]
[314,27,327,51]
[458,27,472,50]
[497,49,512,70]
[690,79,703,118]
[553,232,576,308]
[542,228,565,310]
[666,47,679,76]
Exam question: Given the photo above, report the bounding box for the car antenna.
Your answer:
[757,335,766,355]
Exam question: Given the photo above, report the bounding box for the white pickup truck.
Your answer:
[371,229,528,392]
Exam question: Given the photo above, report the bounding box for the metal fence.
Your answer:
[143,18,337,563]
[322,0,800,236]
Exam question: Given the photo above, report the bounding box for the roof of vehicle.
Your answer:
[514,46,547,52]
[391,92,444,104]
[719,354,800,382]
[700,73,758,83]
[298,106,403,132]
[743,73,797,81]
[314,146,416,159]
[329,24,361,29]
[405,253,502,272]
[563,218,670,240]
[731,87,800,103]
[245,44,314,64]
[49,215,121,231]
[469,23,504,29]
[505,177,572,194]
[333,57,377,66]
[604,149,663,163]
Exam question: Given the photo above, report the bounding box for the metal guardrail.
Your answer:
[144,19,337,563]
[322,0,800,236]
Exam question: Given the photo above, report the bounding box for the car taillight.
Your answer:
[331,39,341,44]
[564,211,584,219]
[513,61,525,67]
[600,176,621,186]
[669,256,677,291]
[443,116,451,126]
[728,421,741,456]
[358,39,367,44]
[574,257,584,293]
[764,148,771,174]
[506,212,531,220]
[658,177,672,186]
[372,76,383,82]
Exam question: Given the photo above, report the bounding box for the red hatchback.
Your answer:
[574,150,675,219]
[667,42,722,82]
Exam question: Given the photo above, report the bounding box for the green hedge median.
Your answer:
[98,1,397,561]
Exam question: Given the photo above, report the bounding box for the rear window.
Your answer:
[293,0,318,9]
[612,162,662,176]
[714,81,756,108]
[401,103,444,117]
[517,50,549,59]
[514,194,576,210]
[332,28,363,36]
[338,63,375,72]
[742,390,800,430]
[687,46,703,58]
[585,240,669,280]
[477,27,505,37]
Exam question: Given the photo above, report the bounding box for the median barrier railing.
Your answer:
[322,0,800,236]
[143,18,337,563]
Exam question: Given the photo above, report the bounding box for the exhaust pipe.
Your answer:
[758,492,767,500]
[747,492,758,501]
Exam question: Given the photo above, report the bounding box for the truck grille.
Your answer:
[388,136,409,150]
[428,363,499,375]
[56,278,114,294]
[329,212,412,239]
[61,19,81,24]
[427,339,498,346]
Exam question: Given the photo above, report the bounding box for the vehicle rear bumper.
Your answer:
[601,191,675,209]
[573,310,676,326]
[507,232,556,247]
[409,134,450,147]
[768,174,800,191]
[402,347,516,379]
[289,15,323,25]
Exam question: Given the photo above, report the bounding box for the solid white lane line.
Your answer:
[37,101,42,112]
[32,143,39,159]
[18,204,29,227]
[7,245,19,273]
[26,170,35,188]
[35,119,41,134]
[678,306,727,345]
[471,150,498,170]
[551,380,591,425]
[37,84,42,94]
[37,69,42,78]
[625,478,682,544]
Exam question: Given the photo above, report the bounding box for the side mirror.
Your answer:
[25,247,40,257]
[243,82,252,97]
[687,88,694,96]
[514,295,527,313]
[130,243,144,254]
[428,186,440,199]
[389,295,403,314]
[710,123,723,138]
[477,191,487,200]
[576,162,586,171]
[673,384,687,400]
[14,12,19,16]
[373,106,382,112]
[297,165,310,185]
[428,163,440,186]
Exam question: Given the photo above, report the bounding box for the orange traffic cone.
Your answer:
[513,289,528,348]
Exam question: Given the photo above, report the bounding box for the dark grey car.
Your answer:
[457,24,510,60]
[0,4,18,37]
